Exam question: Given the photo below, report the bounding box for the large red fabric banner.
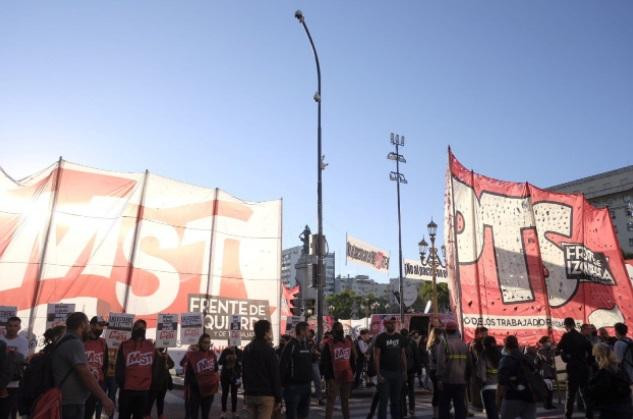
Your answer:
[445,151,633,345]
[0,161,282,348]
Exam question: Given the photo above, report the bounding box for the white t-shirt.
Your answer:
[0,334,29,388]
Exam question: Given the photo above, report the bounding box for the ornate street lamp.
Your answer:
[419,219,446,322]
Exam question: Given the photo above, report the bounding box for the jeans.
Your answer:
[105,377,117,419]
[500,399,536,419]
[189,391,214,419]
[62,404,86,419]
[439,383,466,419]
[284,383,311,419]
[401,372,416,414]
[118,389,148,419]
[567,377,593,419]
[312,362,323,400]
[325,379,352,419]
[245,395,275,419]
[378,369,403,419]
[221,375,239,413]
[145,388,167,416]
[481,388,499,419]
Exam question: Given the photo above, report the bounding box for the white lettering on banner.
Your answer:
[196,358,215,373]
[188,295,270,340]
[461,314,586,330]
[453,179,534,303]
[126,351,153,367]
[334,347,351,361]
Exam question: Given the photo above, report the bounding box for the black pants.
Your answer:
[145,388,167,416]
[401,372,416,414]
[189,391,214,419]
[430,370,440,407]
[481,388,498,419]
[221,376,238,413]
[354,356,365,388]
[439,383,466,419]
[567,377,593,419]
[118,389,148,419]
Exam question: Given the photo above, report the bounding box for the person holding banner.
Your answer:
[184,333,219,419]
[116,319,157,419]
[84,316,109,419]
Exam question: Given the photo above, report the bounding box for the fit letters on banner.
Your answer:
[0,160,282,348]
[445,151,633,345]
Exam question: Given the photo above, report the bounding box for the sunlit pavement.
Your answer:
[132,387,587,419]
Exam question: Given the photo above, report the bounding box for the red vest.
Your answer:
[330,339,354,382]
[84,338,107,383]
[121,339,155,391]
[187,350,219,396]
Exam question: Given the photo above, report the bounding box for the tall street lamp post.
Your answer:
[295,10,326,341]
[418,220,446,323]
[387,133,407,322]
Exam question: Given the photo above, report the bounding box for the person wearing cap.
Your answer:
[373,317,406,419]
[84,316,109,419]
[436,320,470,419]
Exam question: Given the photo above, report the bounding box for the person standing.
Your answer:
[535,336,557,410]
[84,316,109,419]
[185,334,219,419]
[0,339,12,419]
[468,327,488,413]
[436,321,469,419]
[401,329,421,418]
[320,322,356,419]
[558,317,593,419]
[281,321,314,419]
[587,343,633,418]
[116,319,157,419]
[146,347,174,419]
[307,329,324,405]
[476,336,500,419]
[218,342,242,419]
[497,335,536,419]
[374,317,406,419]
[427,326,446,419]
[52,312,114,419]
[613,323,633,383]
[0,317,28,419]
[243,319,282,419]
[354,329,370,389]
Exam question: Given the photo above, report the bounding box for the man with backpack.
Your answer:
[0,316,28,419]
[52,312,114,419]
[613,322,633,384]
[116,319,157,419]
[280,321,313,419]
[84,316,109,419]
[436,320,470,419]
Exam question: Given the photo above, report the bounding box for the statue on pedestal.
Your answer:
[299,225,311,255]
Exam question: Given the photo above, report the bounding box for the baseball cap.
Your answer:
[383,316,397,325]
[90,316,108,326]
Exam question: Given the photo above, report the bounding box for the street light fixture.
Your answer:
[387,133,407,323]
[419,219,446,322]
[295,10,326,342]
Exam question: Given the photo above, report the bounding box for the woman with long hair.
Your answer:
[477,336,501,419]
[218,342,242,419]
[427,326,446,419]
[587,343,632,418]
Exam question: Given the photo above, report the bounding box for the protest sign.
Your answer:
[156,314,178,348]
[46,304,75,329]
[105,313,134,349]
[180,312,203,345]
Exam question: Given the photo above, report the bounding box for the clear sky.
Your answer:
[1,1,632,282]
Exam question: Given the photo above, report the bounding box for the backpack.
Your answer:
[18,335,76,415]
[519,357,549,402]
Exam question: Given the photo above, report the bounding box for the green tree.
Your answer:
[326,290,357,320]
[419,282,450,311]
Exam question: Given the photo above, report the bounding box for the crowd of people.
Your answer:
[1,312,633,419]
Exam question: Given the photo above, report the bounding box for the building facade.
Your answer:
[336,274,391,301]
[549,165,633,257]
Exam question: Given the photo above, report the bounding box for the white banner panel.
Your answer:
[346,235,390,273]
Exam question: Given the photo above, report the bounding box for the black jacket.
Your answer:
[218,347,242,380]
[280,338,313,386]
[558,329,592,380]
[242,339,282,402]
[587,367,632,408]
[498,349,534,403]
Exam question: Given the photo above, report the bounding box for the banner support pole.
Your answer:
[204,188,220,320]
[28,156,64,339]
[122,169,149,313]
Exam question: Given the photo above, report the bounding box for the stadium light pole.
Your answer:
[295,10,325,342]
[388,133,407,323]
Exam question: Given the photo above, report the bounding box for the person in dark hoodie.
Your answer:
[476,336,501,419]
[497,335,536,419]
[587,343,633,418]
[320,322,356,419]
[218,342,243,419]
[243,319,282,418]
[558,317,593,419]
[436,320,470,419]
[115,319,157,419]
[145,347,174,419]
[280,321,314,419]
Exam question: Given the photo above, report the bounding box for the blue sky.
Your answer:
[1,1,632,282]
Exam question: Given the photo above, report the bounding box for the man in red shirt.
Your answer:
[84,316,109,419]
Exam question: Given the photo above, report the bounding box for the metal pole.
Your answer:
[396,142,404,322]
[296,10,325,342]
[431,236,438,320]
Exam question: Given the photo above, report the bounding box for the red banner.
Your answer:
[445,151,633,345]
